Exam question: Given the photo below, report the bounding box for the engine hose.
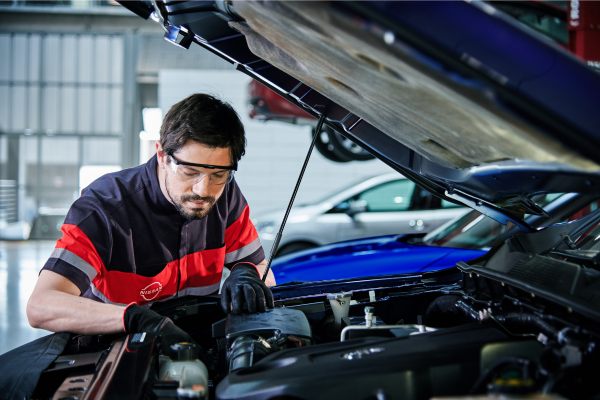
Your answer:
[455,300,481,322]
[228,335,273,372]
[424,295,471,327]
[495,313,559,339]
[426,296,563,341]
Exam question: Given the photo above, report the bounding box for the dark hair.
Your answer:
[160,93,246,164]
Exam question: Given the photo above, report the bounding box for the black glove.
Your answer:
[221,263,275,314]
[123,304,193,356]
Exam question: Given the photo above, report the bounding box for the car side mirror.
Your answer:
[345,200,368,218]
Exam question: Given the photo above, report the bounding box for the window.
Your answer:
[441,199,462,209]
[564,200,600,224]
[423,211,507,250]
[410,187,436,210]
[424,193,570,250]
[357,180,416,212]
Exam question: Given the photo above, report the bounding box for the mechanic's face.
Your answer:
[156,141,233,220]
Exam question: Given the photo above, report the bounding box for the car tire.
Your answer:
[313,128,351,163]
[314,126,375,162]
[276,242,318,257]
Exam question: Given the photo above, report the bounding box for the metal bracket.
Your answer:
[164,25,195,49]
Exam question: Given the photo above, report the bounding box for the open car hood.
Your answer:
[123,0,600,231]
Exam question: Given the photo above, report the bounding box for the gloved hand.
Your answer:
[221,263,275,314]
[123,303,193,356]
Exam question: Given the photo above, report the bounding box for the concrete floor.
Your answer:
[0,240,53,356]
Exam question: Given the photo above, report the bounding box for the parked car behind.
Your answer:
[271,192,600,284]
[253,173,467,257]
[28,209,67,240]
[248,80,375,162]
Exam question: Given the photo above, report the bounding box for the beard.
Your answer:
[165,173,217,220]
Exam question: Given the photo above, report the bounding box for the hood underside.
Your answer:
[231,1,599,172]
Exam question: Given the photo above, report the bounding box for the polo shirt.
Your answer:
[41,155,264,306]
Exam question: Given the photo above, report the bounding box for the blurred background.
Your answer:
[0,0,393,354]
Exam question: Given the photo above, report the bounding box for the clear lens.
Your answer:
[170,159,232,186]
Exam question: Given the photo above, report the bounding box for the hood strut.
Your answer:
[262,114,327,282]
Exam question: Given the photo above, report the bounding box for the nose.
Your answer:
[191,175,212,196]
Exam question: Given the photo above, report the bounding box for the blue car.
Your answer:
[272,233,485,284]
[272,193,600,284]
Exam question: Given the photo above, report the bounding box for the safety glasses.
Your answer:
[168,154,237,185]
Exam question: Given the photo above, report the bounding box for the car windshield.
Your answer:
[422,193,565,250]
[571,211,600,252]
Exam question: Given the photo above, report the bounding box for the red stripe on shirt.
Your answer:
[56,223,106,277]
[93,247,225,305]
[224,204,259,253]
[180,247,225,290]
[93,260,179,304]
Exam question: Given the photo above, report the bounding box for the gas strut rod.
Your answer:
[262,114,327,282]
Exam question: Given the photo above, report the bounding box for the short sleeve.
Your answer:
[41,196,112,295]
[223,184,265,268]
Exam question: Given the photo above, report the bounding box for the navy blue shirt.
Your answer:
[42,155,264,305]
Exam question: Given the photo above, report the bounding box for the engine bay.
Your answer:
[27,212,600,399]
[31,252,600,400]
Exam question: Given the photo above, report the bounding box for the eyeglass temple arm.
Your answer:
[262,114,327,282]
[169,154,237,171]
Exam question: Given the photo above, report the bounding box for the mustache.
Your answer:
[180,194,216,204]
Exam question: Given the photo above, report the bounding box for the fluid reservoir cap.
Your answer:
[326,292,351,301]
[177,386,206,399]
[487,378,535,395]
[170,342,199,361]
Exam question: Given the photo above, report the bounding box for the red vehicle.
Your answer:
[247,0,600,162]
[248,79,376,163]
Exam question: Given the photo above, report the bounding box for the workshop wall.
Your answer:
[0,32,125,224]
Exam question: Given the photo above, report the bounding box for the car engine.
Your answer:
[31,258,600,400]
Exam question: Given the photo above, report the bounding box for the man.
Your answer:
[26,93,275,341]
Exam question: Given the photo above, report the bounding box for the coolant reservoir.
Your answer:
[159,343,209,399]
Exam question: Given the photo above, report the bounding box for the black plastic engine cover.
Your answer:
[224,308,311,343]
[216,324,508,400]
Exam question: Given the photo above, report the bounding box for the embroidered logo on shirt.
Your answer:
[140,282,163,301]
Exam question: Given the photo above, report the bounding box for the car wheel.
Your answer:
[314,126,375,162]
[276,242,318,257]
[313,128,351,163]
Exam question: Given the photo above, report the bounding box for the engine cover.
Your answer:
[224,308,311,343]
[216,324,508,400]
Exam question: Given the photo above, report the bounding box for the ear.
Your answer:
[156,141,166,169]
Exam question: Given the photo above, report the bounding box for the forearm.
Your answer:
[27,271,125,335]
[28,291,124,335]
[256,260,276,287]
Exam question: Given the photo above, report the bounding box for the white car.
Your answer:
[253,173,468,257]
